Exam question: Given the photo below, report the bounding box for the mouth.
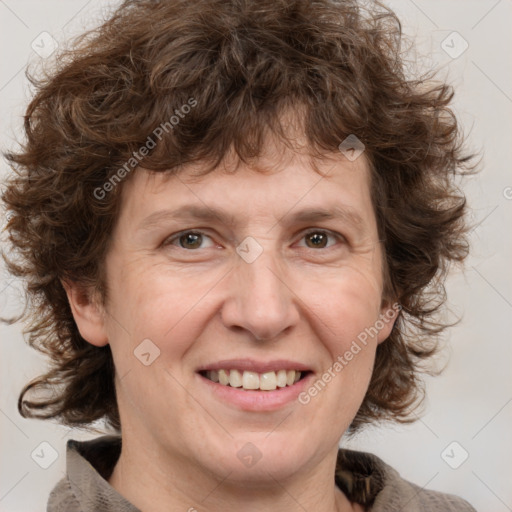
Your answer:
[196,361,315,411]
[198,368,312,392]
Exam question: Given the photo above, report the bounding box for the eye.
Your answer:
[164,230,216,250]
[163,229,345,251]
[297,229,343,250]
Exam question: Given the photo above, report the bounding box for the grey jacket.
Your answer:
[47,435,477,511]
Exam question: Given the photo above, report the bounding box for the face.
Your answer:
[67,142,397,486]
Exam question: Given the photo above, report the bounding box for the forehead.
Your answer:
[111,134,381,248]
[121,148,374,219]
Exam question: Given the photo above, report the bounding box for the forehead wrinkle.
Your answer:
[137,203,367,233]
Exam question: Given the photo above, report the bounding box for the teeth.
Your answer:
[276,369,287,388]
[218,369,229,386]
[204,369,304,391]
[242,371,260,389]
[229,369,243,388]
[260,371,277,390]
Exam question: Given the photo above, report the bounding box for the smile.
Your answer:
[200,369,309,391]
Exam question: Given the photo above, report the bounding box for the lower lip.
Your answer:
[197,372,314,412]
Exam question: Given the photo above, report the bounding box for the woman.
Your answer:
[2,0,479,510]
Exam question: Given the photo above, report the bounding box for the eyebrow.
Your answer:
[137,204,365,232]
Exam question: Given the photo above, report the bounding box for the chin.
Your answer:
[200,436,314,484]
[218,457,303,486]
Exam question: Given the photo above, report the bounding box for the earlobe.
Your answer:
[61,279,109,347]
[376,300,401,344]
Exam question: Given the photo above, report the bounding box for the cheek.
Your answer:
[107,263,218,357]
[302,280,381,424]
[106,241,384,359]
[301,264,383,345]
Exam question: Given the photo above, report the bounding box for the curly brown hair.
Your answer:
[1,0,478,434]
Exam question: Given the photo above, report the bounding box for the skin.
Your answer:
[64,136,398,512]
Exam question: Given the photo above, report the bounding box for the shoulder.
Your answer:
[335,448,477,511]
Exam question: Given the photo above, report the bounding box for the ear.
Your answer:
[376,299,401,344]
[61,279,109,347]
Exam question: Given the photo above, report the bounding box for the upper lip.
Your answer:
[197,359,313,374]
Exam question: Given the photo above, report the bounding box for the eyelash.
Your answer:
[163,229,346,251]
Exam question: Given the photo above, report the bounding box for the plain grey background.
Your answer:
[1,1,511,511]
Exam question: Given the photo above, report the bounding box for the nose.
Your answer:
[220,246,301,342]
